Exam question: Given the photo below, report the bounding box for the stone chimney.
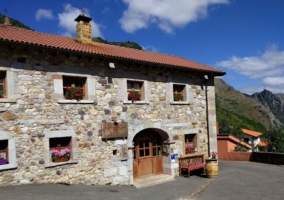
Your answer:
[74,14,92,44]
[4,16,11,26]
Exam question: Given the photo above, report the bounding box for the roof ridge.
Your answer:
[0,24,76,40]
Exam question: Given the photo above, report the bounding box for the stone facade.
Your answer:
[0,41,218,186]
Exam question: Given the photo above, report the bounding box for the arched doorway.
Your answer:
[133,129,163,178]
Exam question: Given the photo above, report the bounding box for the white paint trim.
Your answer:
[44,130,78,168]
[0,131,17,171]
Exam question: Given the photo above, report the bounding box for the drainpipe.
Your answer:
[204,75,210,157]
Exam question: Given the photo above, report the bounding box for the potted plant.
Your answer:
[185,144,195,154]
[174,93,183,101]
[0,90,4,98]
[64,87,83,100]
[50,148,71,162]
[128,91,140,102]
[205,152,219,178]
[0,155,7,165]
[211,152,218,159]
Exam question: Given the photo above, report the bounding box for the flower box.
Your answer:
[52,157,69,163]
[128,91,140,102]
[186,150,195,154]
[0,159,7,165]
[50,148,71,163]
[64,87,83,100]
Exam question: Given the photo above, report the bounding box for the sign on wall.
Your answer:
[101,122,128,139]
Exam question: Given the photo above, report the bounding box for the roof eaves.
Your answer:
[0,38,226,75]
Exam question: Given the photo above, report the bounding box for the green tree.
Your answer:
[260,128,284,153]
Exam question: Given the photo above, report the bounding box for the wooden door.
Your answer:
[133,131,163,178]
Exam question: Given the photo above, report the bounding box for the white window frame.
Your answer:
[0,69,20,103]
[166,83,194,105]
[117,78,151,104]
[0,130,17,171]
[52,73,96,104]
[44,130,78,168]
[183,131,200,156]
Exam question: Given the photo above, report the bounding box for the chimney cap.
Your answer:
[75,15,92,23]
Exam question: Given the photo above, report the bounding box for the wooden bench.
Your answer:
[179,154,205,178]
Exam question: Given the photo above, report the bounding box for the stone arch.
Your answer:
[128,122,171,147]
[128,122,176,182]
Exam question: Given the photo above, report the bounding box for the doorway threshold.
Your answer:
[134,174,175,189]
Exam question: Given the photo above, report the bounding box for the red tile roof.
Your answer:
[217,134,252,149]
[258,140,268,147]
[0,25,225,75]
[242,129,262,137]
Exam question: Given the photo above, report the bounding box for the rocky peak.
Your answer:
[251,89,284,126]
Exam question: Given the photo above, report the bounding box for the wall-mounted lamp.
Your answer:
[109,62,115,69]
[204,75,208,80]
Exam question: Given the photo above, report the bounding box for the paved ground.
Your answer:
[0,161,284,200]
[195,161,284,200]
[0,173,209,200]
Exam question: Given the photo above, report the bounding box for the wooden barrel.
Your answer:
[205,159,218,178]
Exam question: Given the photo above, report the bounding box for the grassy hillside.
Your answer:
[215,78,269,135]
[93,37,143,50]
[0,14,31,30]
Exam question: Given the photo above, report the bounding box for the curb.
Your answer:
[179,178,215,200]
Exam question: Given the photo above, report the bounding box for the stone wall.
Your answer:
[0,43,217,186]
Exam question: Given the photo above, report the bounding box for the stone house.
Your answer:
[0,14,225,186]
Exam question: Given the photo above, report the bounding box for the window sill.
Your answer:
[170,101,190,105]
[45,159,78,168]
[0,163,17,171]
[123,100,150,105]
[58,99,94,104]
[0,98,17,103]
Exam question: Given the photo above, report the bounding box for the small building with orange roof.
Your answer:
[217,134,252,159]
[242,129,263,151]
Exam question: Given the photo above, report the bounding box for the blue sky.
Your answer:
[1,0,284,95]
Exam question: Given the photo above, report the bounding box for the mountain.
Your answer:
[93,37,143,50]
[251,90,284,127]
[215,78,284,136]
[0,14,32,30]
[215,78,278,134]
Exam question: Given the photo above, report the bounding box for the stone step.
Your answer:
[134,174,175,189]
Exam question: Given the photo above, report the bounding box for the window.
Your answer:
[0,140,8,165]
[63,76,86,100]
[53,74,96,103]
[184,134,196,154]
[244,138,249,143]
[44,130,78,167]
[127,80,143,101]
[50,137,71,163]
[116,78,150,104]
[0,130,17,170]
[0,71,6,98]
[173,84,185,102]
